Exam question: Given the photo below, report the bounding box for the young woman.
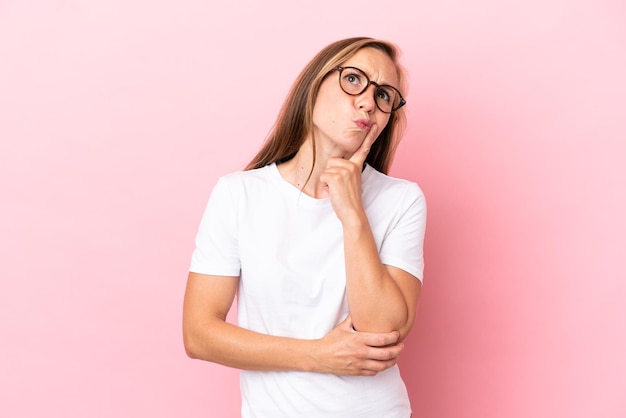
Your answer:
[183,37,426,417]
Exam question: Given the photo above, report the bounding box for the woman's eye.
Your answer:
[345,73,362,85]
[377,88,392,103]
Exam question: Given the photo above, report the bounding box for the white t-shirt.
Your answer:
[190,163,426,418]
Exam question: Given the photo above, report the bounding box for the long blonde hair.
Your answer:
[245,37,407,175]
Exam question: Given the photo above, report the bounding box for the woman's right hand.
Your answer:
[309,315,405,376]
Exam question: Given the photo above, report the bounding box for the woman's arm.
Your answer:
[342,220,422,340]
[182,272,406,375]
[321,127,423,339]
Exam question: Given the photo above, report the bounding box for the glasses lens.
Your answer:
[375,86,398,113]
[339,67,368,95]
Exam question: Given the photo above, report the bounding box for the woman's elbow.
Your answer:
[183,326,205,360]
[183,335,196,359]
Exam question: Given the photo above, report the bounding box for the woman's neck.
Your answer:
[277,140,330,199]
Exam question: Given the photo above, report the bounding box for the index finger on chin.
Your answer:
[349,124,378,166]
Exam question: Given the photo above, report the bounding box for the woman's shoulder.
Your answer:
[210,164,281,201]
[217,163,278,185]
[363,165,424,199]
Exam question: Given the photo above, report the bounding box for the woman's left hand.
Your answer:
[321,124,378,223]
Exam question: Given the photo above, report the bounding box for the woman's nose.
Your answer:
[355,83,377,112]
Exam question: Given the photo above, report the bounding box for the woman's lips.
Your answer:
[355,119,372,131]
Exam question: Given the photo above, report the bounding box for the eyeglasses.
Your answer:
[334,66,406,113]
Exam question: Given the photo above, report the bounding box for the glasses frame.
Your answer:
[334,66,406,113]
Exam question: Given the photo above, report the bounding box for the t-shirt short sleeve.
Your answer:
[378,183,427,282]
[189,177,241,277]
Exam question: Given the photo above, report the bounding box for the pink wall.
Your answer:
[1,1,624,417]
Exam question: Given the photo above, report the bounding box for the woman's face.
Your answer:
[311,47,400,158]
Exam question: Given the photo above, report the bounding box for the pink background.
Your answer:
[1,1,625,417]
